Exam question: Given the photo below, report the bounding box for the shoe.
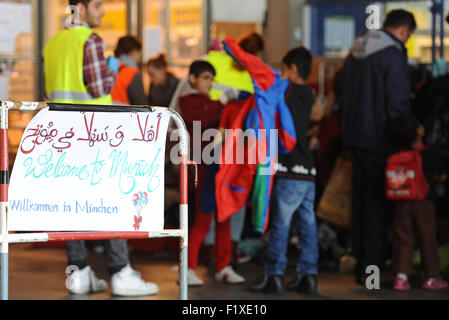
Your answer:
[393,277,411,291]
[286,273,318,294]
[236,253,252,264]
[422,278,449,290]
[215,266,245,284]
[251,275,284,295]
[111,265,159,296]
[251,275,268,292]
[67,265,108,295]
[187,269,204,286]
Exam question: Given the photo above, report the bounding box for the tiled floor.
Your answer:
[4,243,449,300]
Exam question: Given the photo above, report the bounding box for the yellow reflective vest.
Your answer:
[204,50,254,101]
[43,25,113,105]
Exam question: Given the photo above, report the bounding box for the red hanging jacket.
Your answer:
[213,95,260,219]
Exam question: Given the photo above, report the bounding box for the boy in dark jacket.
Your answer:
[252,47,318,295]
[179,61,223,152]
[339,9,417,284]
[180,61,245,286]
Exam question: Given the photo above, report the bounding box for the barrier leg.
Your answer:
[179,234,188,299]
[0,201,7,301]
[0,242,7,300]
[0,105,8,300]
[179,156,188,300]
[179,205,188,300]
[171,109,190,301]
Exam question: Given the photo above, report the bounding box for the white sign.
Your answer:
[211,0,267,23]
[143,27,163,62]
[8,108,171,232]
[0,2,32,54]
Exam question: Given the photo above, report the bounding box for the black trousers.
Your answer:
[350,148,392,278]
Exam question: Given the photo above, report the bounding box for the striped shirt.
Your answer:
[81,23,116,98]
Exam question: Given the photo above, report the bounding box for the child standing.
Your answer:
[388,114,449,290]
[252,47,319,295]
[179,61,245,286]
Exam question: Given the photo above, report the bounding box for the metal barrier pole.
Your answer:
[439,0,445,59]
[170,110,189,301]
[0,102,10,300]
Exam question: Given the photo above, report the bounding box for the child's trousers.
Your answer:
[393,200,440,279]
[265,178,319,276]
[187,163,231,272]
[188,211,231,272]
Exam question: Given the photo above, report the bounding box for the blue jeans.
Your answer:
[265,178,319,276]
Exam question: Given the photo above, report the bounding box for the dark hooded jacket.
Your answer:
[339,29,413,154]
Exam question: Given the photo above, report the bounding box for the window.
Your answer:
[324,15,355,57]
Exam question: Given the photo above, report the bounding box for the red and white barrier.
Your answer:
[0,101,191,300]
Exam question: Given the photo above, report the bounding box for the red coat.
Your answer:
[213,37,298,233]
[214,96,260,219]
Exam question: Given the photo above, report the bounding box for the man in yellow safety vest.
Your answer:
[43,0,158,297]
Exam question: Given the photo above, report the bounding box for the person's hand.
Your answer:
[311,97,325,122]
[218,88,239,105]
[309,136,320,151]
[107,56,120,74]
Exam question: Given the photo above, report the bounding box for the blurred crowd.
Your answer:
[42,0,449,297]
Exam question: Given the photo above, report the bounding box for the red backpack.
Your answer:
[385,146,429,201]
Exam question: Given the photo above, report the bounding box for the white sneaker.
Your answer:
[236,253,252,264]
[187,269,204,286]
[215,266,245,284]
[67,265,108,295]
[111,265,159,297]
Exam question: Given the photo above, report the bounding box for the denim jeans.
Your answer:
[265,178,319,276]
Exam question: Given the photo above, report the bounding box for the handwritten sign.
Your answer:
[8,108,171,232]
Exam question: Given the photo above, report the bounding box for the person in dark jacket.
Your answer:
[147,53,179,107]
[251,47,318,295]
[339,9,416,285]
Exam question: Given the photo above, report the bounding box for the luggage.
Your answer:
[317,157,352,227]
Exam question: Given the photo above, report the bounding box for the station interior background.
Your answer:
[2,0,449,235]
[3,1,449,101]
[4,1,449,300]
